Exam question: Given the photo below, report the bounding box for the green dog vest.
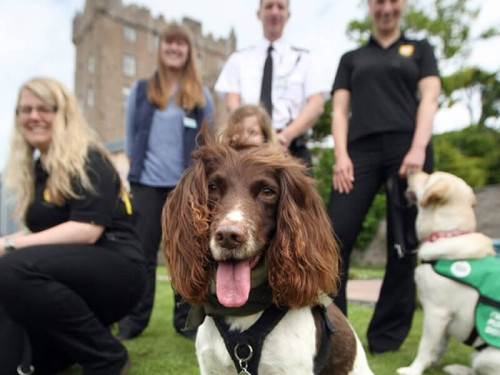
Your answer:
[432,256,500,349]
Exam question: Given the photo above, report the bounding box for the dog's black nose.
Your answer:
[215,225,247,249]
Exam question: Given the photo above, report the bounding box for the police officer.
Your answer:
[215,0,329,166]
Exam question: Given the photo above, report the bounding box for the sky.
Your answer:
[0,0,499,171]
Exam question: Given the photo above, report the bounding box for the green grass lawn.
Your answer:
[60,267,474,375]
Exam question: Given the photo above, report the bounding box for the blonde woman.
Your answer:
[0,77,146,374]
[219,104,279,146]
[121,22,214,340]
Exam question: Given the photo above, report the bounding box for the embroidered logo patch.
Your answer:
[485,310,500,339]
[43,187,52,203]
[399,44,414,57]
[450,261,472,278]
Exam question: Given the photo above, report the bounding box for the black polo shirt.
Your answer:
[332,33,439,143]
[25,148,143,262]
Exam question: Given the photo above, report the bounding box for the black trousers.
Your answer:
[0,244,146,374]
[289,135,313,177]
[327,132,433,352]
[119,183,192,337]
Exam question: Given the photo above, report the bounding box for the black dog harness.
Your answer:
[213,304,336,375]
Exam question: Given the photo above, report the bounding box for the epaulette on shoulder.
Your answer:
[235,44,256,53]
[291,46,309,53]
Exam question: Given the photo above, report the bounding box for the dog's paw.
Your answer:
[442,364,472,375]
[396,366,422,375]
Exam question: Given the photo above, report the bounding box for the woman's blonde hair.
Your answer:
[147,23,205,111]
[218,105,278,145]
[4,77,110,219]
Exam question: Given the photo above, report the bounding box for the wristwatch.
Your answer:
[4,237,16,252]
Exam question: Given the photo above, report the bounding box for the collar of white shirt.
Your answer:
[257,37,287,56]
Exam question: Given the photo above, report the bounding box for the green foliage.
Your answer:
[478,72,500,128]
[312,146,334,203]
[348,266,385,280]
[346,16,372,45]
[406,0,479,61]
[312,99,332,141]
[485,148,500,184]
[434,139,488,186]
[442,68,500,129]
[433,126,500,186]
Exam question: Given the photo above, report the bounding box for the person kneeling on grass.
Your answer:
[0,77,146,375]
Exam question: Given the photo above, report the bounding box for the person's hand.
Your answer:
[399,146,426,178]
[0,237,7,257]
[333,154,354,194]
[276,131,292,151]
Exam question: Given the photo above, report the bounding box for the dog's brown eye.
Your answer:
[208,183,218,191]
[261,187,276,197]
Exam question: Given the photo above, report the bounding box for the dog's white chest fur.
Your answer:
[415,264,477,341]
[196,308,317,375]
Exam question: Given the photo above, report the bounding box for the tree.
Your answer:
[442,68,500,128]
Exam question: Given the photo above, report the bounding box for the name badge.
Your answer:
[183,117,197,129]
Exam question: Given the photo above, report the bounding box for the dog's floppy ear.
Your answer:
[267,161,339,308]
[161,152,212,305]
[420,178,451,207]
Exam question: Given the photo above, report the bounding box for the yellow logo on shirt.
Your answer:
[43,187,52,203]
[122,191,133,215]
[399,44,414,57]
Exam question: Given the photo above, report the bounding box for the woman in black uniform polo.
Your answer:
[0,77,146,374]
[327,0,441,354]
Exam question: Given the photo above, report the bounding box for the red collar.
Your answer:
[422,230,472,243]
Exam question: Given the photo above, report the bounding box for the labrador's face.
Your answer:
[407,171,477,240]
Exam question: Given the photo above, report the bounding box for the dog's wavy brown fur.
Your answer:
[162,142,339,308]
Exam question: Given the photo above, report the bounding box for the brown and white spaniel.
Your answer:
[162,142,373,375]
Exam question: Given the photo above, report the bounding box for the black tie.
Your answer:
[260,45,273,118]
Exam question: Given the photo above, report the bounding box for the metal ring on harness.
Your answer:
[17,365,34,375]
[234,343,254,362]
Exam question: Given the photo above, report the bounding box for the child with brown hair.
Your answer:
[219,104,279,146]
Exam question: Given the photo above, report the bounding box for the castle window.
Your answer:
[123,55,136,77]
[123,26,136,43]
[87,88,94,107]
[122,86,131,109]
[88,55,95,73]
[150,34,159,52]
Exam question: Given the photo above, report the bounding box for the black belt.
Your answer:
[277,129,308,149]
[290,134,308,148]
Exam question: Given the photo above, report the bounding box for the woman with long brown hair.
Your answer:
[119,22,214,340]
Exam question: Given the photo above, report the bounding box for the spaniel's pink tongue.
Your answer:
[216,260,251,307]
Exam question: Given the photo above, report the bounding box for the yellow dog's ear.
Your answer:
[420,178,451,207]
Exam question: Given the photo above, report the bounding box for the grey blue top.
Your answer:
[125,82,214,187]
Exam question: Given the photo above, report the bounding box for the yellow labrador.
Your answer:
[397,171,499,375]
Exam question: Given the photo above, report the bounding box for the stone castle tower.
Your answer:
[72,0,236,147]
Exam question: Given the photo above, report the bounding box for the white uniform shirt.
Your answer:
[215,38,329,130]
